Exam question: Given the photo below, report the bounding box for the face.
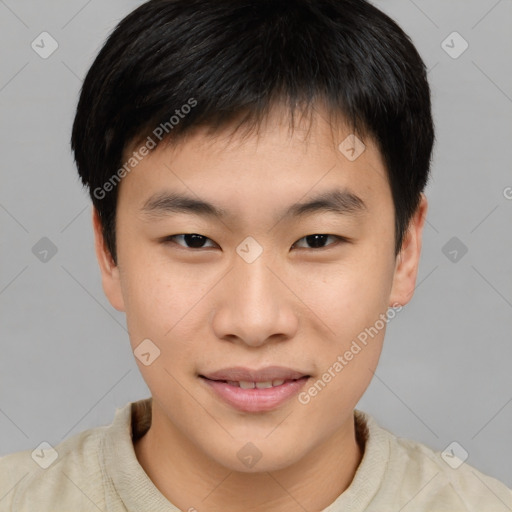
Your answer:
[93,104,426,473]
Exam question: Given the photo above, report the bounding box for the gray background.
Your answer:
[1,0,511,491]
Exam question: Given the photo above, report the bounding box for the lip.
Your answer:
[200,365,308,382]
[199,366,310,413]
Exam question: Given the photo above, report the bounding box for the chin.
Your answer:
[206,439,304,474]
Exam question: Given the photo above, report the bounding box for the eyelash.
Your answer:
[161,233,348,251]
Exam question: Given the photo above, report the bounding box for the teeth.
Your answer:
[227,379,288,388]
[239,381,256,389]
[255,381,273,389]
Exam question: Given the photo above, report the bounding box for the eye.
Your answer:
[162,233,347,251]
[163,233,217,249]
[292,234,345,250]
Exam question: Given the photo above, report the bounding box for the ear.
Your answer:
[92,207,126,312]
[389,193,428,307]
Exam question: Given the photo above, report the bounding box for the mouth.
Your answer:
[200,377,304,389]
[200,365,309,383]
[198,366,311,412]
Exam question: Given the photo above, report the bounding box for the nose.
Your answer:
[211,249,299,348]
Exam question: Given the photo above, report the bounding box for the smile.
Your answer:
[199,371,310,413]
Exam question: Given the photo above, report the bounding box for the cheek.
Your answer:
[118,247,192,349]
[292,247,393,402]
[294,250,394,338]
[119,246,220,376]
[119,256,201,397]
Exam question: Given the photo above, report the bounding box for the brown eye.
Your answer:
[292,234,344,250]
[163,234,217,249]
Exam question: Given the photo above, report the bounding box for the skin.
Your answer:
[92,103,427,512]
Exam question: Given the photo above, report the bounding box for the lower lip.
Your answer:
[200,376,310,412]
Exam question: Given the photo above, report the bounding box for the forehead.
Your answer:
[117,105,391,222]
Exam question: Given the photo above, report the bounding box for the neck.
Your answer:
[134,402,364,512]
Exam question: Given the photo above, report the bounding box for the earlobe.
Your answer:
[92,207,126,312]
[388,194,428,307]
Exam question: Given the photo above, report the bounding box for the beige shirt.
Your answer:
[1,398,511,512]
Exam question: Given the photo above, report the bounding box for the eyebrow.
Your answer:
[139,188,367,221]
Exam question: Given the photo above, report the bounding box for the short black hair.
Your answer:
[71,0,435,265]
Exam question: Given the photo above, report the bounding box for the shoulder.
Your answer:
[398,437,510,508]
[0,403,133,512]
[362,412,512,511]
